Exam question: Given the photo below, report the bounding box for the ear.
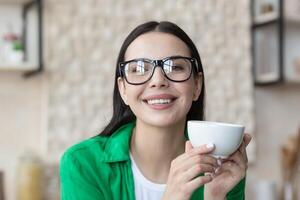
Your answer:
[117,77,129,105]
[193,72,203,101]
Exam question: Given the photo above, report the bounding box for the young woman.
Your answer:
[60,21,252,200]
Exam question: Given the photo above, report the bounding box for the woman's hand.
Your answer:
[161,142,218,200]
[204,134,252,199]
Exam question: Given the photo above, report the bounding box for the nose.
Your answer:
[148,66,169,88]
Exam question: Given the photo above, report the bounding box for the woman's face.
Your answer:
[118,32,202,128]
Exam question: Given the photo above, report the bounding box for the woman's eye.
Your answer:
[128,61,153,75]
[172,65,184,71]
[130,68,138,73]
[130,65,150,75]
[131,67,144,74]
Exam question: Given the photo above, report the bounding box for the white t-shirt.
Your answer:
[130,153,166,200]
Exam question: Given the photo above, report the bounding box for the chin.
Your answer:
[140,117,185,129]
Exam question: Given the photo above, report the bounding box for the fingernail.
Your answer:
[206,143,214,149]
[214,167,217,173]
[215,167,221,174]
[206,172,214,179]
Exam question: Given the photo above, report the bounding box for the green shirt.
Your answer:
[60,122,245,200]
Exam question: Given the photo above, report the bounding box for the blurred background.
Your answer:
[0,0,300,199]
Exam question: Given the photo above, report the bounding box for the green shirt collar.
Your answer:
[102,122,189,163]
[102,122,135,163]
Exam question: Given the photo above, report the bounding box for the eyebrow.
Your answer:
[124,55,189,62]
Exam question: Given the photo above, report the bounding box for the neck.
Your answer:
[130,119,186,183]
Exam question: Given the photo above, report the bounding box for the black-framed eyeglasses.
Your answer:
[118,56,199,85]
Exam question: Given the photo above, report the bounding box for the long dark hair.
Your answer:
[100,21,205,136]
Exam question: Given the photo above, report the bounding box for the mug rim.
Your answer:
[188,120,244,128]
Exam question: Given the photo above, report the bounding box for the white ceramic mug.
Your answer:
[187,121,245,158]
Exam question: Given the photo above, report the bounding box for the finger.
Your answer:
[185,174,212,193]
[184,163,215,182]
[219,161,239,172]
[172,141,195,164]
[197,155,219,168]
[185,140,193,153]
[179,154,219,171]
[189,143,215,155]
[220,160,246,178]
[238,146,248,164]
[174,143,215,165]
[239,140,248,163]
[243,134,252,147]
[238,134,250,157]
[214,166,222,175]
[228,151,247,170]
[238,140,246,158]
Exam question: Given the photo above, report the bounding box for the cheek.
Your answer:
[181,82,196,98]
[177,84,196,105]
[126,87,143,104]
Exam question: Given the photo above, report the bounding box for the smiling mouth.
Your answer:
[144,98,176,105]
[147,99,171,104]
[142,94,177,106]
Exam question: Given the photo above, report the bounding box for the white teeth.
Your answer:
[147,99,172,105]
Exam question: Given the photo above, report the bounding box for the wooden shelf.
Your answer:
[0,0,33,4]
[256,73,280,82]
[252,0,300,85]
[0,0,43,77]
[285,15,300,24]
[254,12,279,25]
[0,62,37,71]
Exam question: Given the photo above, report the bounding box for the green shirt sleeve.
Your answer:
[190,175,245,200]
[226,177,246,200]
[60,152,104,200]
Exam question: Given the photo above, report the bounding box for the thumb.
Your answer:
[244,133,252,147]
[185,140,193,153]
